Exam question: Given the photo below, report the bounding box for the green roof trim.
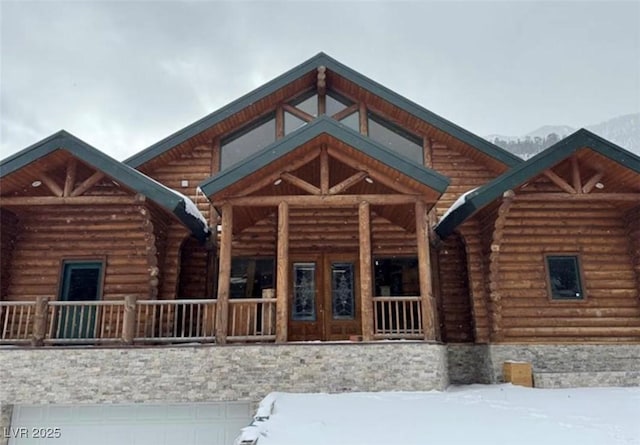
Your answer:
[199,116,450,197]
[125,52,522,169]
[434,129,640,240]
[0,130,209,242]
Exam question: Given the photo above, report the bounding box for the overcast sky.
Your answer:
[1,1,639,160]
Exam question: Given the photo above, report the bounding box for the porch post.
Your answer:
[416,200,437,341]
[359,201,374,341]
[276,201,289,343]
[215,203,232,344]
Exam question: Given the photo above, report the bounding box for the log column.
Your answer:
[359,201,374,341]
[276,201,290,343]
[215,203,233,344]
[416,200,437,341]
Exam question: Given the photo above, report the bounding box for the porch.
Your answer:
[0,294,427,346]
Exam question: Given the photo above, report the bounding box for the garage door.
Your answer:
[9,402,252,445]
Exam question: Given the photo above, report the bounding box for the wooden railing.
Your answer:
[373,296,424,339]
[47,300,125,344]
[1,301,37,344]
[228,298,277,341]
[135,299,216,343]
[0,298,219,346]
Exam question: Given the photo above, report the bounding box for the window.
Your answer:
[339,111,360,131]
[368,113,423,164]
[230,258,274,299]
[220,115,276,170]
[374,257,419,297]
[546,255,584,300]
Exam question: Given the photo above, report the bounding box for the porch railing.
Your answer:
[373,296,424,339]
[227,298,277,342]
[0,298,220,346]
[1,301,36,344]
[46,300,125,344]
[134,299,217,343]
[2,295,426,345]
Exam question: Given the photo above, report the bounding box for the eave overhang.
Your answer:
[434,129,640,240]
[0,130,209,242]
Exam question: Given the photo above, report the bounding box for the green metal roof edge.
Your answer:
[125,52,522,169]
[199,116,450,197]
[0,130,209,242]
[434,129,640,240]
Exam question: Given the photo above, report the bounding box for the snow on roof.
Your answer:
[439,187,479,222]
[145,175,210,233]
[235,385,640,445]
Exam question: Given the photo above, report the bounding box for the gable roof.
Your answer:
[434,129,640,240]
[199,116,450,198]
[125,52,522,169]
[0,130,209,241]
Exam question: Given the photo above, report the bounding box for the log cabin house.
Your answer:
[1,54,639,391]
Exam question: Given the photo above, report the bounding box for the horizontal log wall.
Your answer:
[497,202,640,342]
[5,205,154,302]
[437,233,474,342]
[431,142,500,219]
[624,206,640,296]
[458,221,491,343]
[157,223,191,300]
[147,142,215,225]
[1,210,19,298]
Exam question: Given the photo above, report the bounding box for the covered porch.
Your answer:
[202,117,448,344]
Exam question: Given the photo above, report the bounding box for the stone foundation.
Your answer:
[0,343,448,406]
[447,344,640,386]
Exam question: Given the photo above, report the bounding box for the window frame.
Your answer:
[219,111,277,170]
[544,253,587,302]
[57,257,106,302]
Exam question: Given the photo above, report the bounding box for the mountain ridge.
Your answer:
[486,113,639,158]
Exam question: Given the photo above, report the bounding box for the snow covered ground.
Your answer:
[236,385,640,445]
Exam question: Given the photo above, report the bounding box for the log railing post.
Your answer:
[122,295,137,345]
[359,201,374,341]
[215,203,233,344]
[275,201,289,343]
[32,296,49,347]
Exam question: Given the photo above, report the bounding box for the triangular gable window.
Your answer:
[220,89,422,170]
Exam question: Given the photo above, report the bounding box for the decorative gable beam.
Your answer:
[571,156,582,193]
[280,172,321,195]
[63,159,77,197]
[328,171,368,195]
[582,171,604,194]
[70,171,105,197]
[40,172,63,197]
[543,169,576,194]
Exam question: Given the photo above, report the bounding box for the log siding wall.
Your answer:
[624,206,640,299]
[496,202,640,342]
[4,204,158,302]
[1,210,19,298]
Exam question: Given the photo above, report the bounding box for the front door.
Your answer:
[288,253,361,341]
[57,260,103,339]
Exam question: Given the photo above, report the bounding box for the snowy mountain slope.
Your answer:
[487,113,639,157]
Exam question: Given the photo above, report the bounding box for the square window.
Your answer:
[546,255,584,300]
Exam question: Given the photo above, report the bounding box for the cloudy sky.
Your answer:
[1,1,638,160]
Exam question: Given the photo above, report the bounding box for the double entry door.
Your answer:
[288,253,362,341]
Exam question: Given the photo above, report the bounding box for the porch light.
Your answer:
[365,177,374,184]
[595,182,604,189]
[31,180,42,187]
[274,178,283,186]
